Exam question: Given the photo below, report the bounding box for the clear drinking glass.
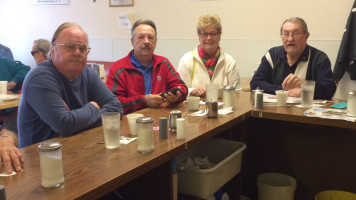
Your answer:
[206,84,219,102]
[101,112,121,149]
[301,80,315,107]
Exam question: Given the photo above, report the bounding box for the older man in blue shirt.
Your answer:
[18,22,123,148]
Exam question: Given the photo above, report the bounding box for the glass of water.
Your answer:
[301,80,315,108]
[101,112,121,149]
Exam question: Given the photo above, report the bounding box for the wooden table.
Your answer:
[2,92,356,200]
[0,96,20,110]
[2,93,252,200]
[242,100,356,200]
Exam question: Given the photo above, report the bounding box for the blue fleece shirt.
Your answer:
[18,60,123,148]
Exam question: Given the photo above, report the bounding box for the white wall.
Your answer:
[0,0,353,81]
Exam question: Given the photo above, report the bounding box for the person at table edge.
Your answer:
[0,43,14,61]
[18,22,123,148]
[106,19,188,114]
[250,17,336,99]
[0,126,24,174]
[31,39,51,64]
[0,58,30,145]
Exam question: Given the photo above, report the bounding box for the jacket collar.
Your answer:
[279,45,310,62]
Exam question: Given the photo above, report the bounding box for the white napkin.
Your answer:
[294,104,324,108]
[187,109,206,117]
[263,93,301,104]
[200,101,224,106]
[120,136,137,145]
[218,107,234,115]
[313,100,328,104]
[0,163,17,177]
[0,94,18,102]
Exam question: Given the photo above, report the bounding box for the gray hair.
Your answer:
[131,19,157,39]
[280,17,309,34]
[51,22,87,44]
[34,39,50,58]
[197,14,222,35]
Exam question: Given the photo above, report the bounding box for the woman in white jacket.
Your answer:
[178,14,241,97]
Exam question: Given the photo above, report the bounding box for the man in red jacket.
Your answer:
[106,19,188,114]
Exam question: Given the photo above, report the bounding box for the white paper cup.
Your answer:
[0,81,8,95]
[275,90,289,106]
[101,112,121,149]
[127,113,144,136]
[183,96,200,111]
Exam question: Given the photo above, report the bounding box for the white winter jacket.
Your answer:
[178,47,241,95]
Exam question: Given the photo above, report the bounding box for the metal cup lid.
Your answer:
[224,86,236,91]
[136,116,154,124]
[252,87,264,93]
[38,141,62,152]
[206,100,218,104]
[169,110,182,115]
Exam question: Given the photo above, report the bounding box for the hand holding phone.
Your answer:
[160,88,181,97]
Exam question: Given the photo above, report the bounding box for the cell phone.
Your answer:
[160,88,181,97]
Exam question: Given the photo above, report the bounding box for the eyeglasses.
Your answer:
[31,50,39,56]
[54,43,91,54]
[135,34,156,42]
[199,31,220,39]
[281,31,304,39]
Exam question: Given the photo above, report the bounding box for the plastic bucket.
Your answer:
[257,173,296,200]
[315,190,356,200]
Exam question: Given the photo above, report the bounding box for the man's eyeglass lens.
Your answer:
[56,43,91,54]
[281,32,302,38]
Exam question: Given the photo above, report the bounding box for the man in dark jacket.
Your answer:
[251,17,336,100]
